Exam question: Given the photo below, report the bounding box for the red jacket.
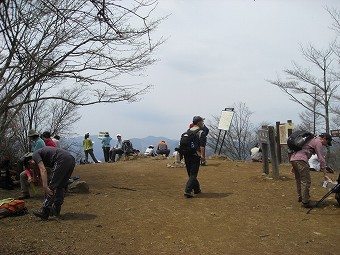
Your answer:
[44,138,56,147]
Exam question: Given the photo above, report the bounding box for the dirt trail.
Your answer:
[1,158,339,255]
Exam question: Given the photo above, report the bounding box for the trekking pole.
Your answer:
[307,183,340,214]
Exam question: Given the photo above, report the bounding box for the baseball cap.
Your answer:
[116,134,121,137]
[320,133,332,146]
[193,116,205,125]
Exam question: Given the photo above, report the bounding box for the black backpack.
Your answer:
[121,140,134,155]
[287,130,314,152]
[179,129,201,155]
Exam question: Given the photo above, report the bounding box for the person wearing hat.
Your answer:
[110,134,124,162]
[24,147,75,220]
[290,132,333,208]
[28,129,45,152]
[144,145,156,157]
[83,133,99,163]
[18,130,46,199]
[183,116,207,198]
[101,132,112,162]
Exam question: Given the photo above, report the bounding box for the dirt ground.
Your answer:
[1,157,339,255]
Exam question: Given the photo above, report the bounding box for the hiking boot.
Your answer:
[298,197,302,203]
[33,207,50,220]
[184,192,193,198]
[194,190,202,194]
[301,201,317,208]
[18,193,30,200]
[52,204,61,218]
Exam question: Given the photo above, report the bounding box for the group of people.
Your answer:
[82,133,131,163]
[144,141,171,157]
[4,115,337,223]
[19,129,76,220]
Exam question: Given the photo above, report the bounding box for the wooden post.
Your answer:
[276,121,282,164]
[259,126,269,175]
[214,129,222,154]
[218,130,227,155]
[262,142,269,175]
[268,126,279,179]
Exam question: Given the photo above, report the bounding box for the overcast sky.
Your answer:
[76,0,339,140]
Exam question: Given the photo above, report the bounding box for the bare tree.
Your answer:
[296,88,324,134]
[297,109,324,134]
[268,43,340,134]
[0,0,164,137]
[207,103,257,161]
[329,7,340,32]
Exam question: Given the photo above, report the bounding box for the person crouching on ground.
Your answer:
[25,147,75,220]
[290,133,333,208]
[156,141,170,157]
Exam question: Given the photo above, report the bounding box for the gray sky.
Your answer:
[76,0,339,140]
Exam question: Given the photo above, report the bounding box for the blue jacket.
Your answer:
[102,136,112,148]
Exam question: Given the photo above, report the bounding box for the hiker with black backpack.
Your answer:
[289,132,333,208]
[180,116,207,198]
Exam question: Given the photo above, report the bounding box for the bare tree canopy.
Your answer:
[267,43,340,133]
[0,0,164,134]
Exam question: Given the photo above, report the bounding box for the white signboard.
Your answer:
[98,131,106,140]
[218,110,234,131]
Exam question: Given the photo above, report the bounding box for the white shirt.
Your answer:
[144,148,155,156]
[250,147,262,161]
[308,154,320,171]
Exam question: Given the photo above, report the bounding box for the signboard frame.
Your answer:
[218,110,234,131]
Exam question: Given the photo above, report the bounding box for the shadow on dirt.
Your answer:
[197,192,233,199]
[203,163,222,167]
[61,212,97,221]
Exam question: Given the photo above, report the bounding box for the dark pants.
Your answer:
[103,147,110,162]
[184,155,201,194]
[42,156,75,210]
[84,149,98,163]
[157,149,170,157]
[110,148,124,162]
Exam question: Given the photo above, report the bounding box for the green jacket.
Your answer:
[83,138,94,151]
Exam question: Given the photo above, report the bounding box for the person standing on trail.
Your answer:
[183,116,207,198]
[290,133,333,208]
[101,132,112,162]
[83,133,99,163]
